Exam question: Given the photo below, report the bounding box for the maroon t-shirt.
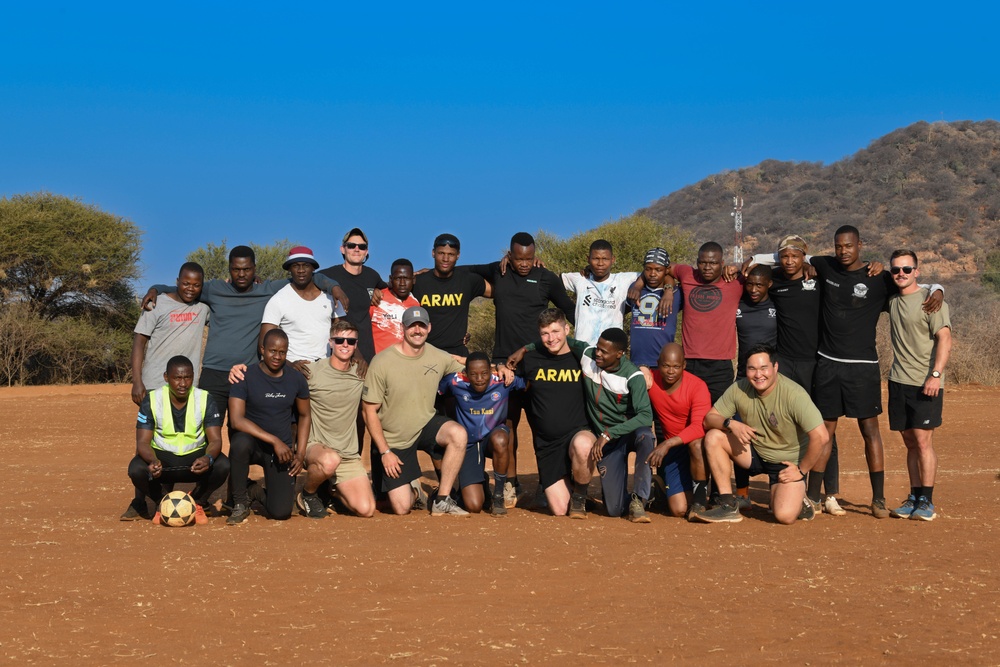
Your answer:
[675,264,744,360]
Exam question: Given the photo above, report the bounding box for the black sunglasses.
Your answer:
[331,337,358,345]
[345,242,368,251]
[890,266,915,275]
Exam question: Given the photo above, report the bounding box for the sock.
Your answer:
[869,471,885,501]
[735,487,749,498]
[692,480,708,507]
[719,493,736,506]
[573,482,588,497]
[922,486,934,503]
[911,486,920,500]
[493,472,507,495]
[807,471,824,503]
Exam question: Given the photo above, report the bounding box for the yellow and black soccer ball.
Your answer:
[159,490,197,527]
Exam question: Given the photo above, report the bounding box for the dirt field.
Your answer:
[1,383,998,665]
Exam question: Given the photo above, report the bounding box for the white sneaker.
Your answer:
[430,495,470,517]
[824,495,846,516]
[503,481,518,509]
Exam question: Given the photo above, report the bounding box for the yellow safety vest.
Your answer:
[150,386,208,455]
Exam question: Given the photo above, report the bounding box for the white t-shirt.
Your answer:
[262,284,345,362]
[561,272,639,345]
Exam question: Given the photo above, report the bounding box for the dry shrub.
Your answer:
[0,303,46,386]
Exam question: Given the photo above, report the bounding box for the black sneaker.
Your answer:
[686,502,707,523]
[491,492,507,517]
[798,497,816,522]
[119,501,151,521]
[690,498,742,523]
[569,492,587,519]
[735,494,752,511]
[247,479,267,508]
[226,503,252,525]
[298,491,327,519]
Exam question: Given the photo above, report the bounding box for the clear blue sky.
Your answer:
[3,1,998,283]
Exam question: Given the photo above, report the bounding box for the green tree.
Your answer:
[534,213,695,275]
[0,191,142,327]
[983,249,1000,294]
[186,238,301,281]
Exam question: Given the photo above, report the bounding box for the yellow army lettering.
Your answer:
[533,368,582,382]
[420,294,464,307]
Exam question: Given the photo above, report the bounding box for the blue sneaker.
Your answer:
[890,495,918,519]
[910,496,937,522]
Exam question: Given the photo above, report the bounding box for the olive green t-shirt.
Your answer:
[889,288,952,387]
[362,344,464,450]
[305,358,364,459]
[714,375,823,464]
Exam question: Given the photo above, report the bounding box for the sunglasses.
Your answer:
[890,265,915,275]
[331,337,358,346]
[345,242,368,251]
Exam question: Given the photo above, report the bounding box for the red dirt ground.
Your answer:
[1,383,998,665]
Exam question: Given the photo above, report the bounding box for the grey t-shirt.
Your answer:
[134,296,210,390]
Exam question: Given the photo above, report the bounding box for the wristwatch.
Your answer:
[931,370,941,378]
[723,417,732,430]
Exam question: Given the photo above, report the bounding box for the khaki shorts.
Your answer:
[306,442,368,484]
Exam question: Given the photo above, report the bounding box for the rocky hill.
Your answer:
[638,120,1000,280]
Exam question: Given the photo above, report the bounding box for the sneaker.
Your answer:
[431,495,470,517]
[120,501,150,521]
[569,492,587,519]
[151,511,163,526]
[890,495,917,519]
[534,486,549,509]
[246,479,267,507]
[628,494,651,523]
[411,480,429,511]
[824,495,846,516]
[193,505,209,525]
[686,502,706,523]
[503,481,518,509]
[735,494,752,512]
[871,498,890,519]
[298,491,327,519]
[689,498,743,523]
[226,503,252,525]
[491,492,508,517]
[798,497,816,521]
[910,496,937,522]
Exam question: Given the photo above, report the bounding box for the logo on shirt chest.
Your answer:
[688,285,722,312]
[420,293,464,308]
[802,279,817,291]
[853,283,869,299]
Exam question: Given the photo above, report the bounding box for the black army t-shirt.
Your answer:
[521,347,588,445]
[229,363,309,446]
[412,269,486,356]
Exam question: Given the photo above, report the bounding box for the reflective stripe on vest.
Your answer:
[150,386,208,455]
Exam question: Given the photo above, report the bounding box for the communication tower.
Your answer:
[731,196,744,264]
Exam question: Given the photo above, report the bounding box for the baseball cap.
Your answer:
[342,227,369,245]
[643,247,670,267]
[433,233,460,250]
[283,246,320,270]
[401,306,430,327]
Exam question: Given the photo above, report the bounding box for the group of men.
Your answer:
[122,223,951,526]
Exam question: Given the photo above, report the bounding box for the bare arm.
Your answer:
[922,326,952,397]
[780,424,829,483]
[363,401,402,479]
[135,428,162,478]
[130,333,150,406]
[290,397,311,475]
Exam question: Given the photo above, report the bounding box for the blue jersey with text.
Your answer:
[628,286,683,367]
[439,373,526,444]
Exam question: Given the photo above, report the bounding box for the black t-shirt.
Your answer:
[318,264,387,362]
[811,256,895,362]
[229,363,310,446]
[136,393,224,431]
[412,269,486,355]
[768,269,821,362]
[468,262,576,360]
[521,347,588,444]
[735,296,778,377]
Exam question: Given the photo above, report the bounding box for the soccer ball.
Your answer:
[159,490,197,527]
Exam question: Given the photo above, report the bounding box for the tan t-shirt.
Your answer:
[305,358,364,458]
[889,288,952,387]
[714,375,823,464]
[362,344,464,450]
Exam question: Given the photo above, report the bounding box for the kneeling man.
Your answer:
[692,343,829,525]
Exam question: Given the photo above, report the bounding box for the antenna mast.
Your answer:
[731,196,744,264]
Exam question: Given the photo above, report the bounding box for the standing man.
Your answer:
[362,306,470,516]
[627,248,682,382]
[131,262,209,405]
[468,232,577,506]
[645,343,712,519]
[560,240,639,345]
[808,226,942,518]
[413,233,489,358]
[692,344,830,525]
[886,250,951,521]
[261,246,343,364]
[370,259,420,354]
[735,264,777,378]
[122,355,229,524]
[226,329,311,525]
[142,246,343,430]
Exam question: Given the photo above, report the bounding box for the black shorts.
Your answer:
[534,430,581,489]
[686,358,735,404]
[778,357,817,395]
[379,415,452,492]
[458,426,510,488]
[813,357,882,420]
[738,446,798,487]
[888,381,943,431]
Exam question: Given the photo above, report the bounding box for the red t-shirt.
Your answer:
[648,369,711,445]
[370,290,419,354]
[674,264,744,360]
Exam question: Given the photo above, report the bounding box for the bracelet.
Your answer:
[381,449,392,456]
[207,454,215,466]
